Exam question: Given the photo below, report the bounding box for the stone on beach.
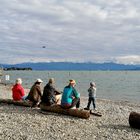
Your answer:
[129,111,140,129]
[0,84,140,140]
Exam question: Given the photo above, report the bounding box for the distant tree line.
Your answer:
[4,67,32,71]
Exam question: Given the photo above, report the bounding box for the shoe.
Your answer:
[32,106,40,110]
[71,107,76,109]
[84,107,90,110]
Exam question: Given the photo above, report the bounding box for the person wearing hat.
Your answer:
[26,78,43,107]
[12,78,26,101]
[61,79,80,109]
[84,82,97,110]
[41,78,62,106]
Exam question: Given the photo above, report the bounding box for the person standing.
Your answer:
[12,78,26,101]
[84,82,97,110]
[26,79,43,107]
[61,79,80,109]
[41,78,61,106]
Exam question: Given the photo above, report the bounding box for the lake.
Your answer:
[1,70,140,103]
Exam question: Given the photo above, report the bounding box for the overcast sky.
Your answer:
[0,0,140,64]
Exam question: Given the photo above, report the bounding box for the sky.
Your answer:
[0,0,140,64]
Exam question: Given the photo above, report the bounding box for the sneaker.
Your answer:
[84,107,90,110]
[71,106,76,109]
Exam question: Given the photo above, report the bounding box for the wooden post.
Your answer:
[129,111,140,129]
[40,104,90,119]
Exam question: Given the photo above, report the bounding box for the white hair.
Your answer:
[16,78,22,84]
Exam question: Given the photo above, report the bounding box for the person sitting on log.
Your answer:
[61,79,80,109]
[26,79,43,107]
[12,78,26,101]
[41,78,62,106]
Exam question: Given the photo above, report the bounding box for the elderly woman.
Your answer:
[61,79,80,109]
[26,79,43,107]
[12,78,26,101]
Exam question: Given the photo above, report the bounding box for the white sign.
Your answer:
[5,75,10,81]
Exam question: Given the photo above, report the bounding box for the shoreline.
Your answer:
[0,82,139,106]
[1,70,140,104]
[0,83,140,139]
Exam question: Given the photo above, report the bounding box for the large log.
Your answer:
[129,111,140,129]
[40,104,90,119]
[0,98,33,107]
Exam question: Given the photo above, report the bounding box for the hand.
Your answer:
[72,96,75,99]
[78,93,80,97]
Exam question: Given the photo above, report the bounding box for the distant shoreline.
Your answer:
[1,62,140,70]
[3,67,32,71]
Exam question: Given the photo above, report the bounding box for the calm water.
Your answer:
[1,71,140,103]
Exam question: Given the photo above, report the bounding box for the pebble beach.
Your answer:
[0,83,140,140]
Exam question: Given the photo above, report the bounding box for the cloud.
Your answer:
[116,55,140,64]
[0,0,140,64]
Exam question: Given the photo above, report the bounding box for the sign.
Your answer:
[5,75,10,81]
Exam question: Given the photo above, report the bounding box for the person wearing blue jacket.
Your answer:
[61,79,80,109]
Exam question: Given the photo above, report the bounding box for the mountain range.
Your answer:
[1,62,140,70]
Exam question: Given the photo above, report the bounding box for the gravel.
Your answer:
[0,84,140,140]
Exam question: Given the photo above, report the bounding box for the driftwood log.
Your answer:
[0,99,90,119]
[40,104,90,119]
[129,111,140,129]
[0,98,33,107]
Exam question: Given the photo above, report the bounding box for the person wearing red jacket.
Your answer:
[12,78,25,101]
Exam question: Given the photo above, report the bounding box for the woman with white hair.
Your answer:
[12,78,26,101]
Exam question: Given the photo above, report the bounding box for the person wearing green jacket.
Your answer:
[61,79,80,109]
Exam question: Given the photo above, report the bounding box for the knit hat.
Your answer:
[90,82,96,86]
[69,79,76,84]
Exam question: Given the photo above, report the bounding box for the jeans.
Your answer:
[22,95,27,100]
[61,98,80,109]
[70,97,80,108]
[87,97,96,109]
